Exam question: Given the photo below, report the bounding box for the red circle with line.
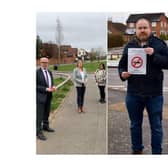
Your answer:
[131,56,143,68]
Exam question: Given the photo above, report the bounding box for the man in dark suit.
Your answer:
[36,57,56,140]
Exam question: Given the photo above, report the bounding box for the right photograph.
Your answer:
[107,12,168,154]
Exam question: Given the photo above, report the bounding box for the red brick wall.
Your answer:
[108,21,121,35]
[151,15,167,37]
[36,56,76,66]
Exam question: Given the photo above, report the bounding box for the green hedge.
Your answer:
[108,34,124,48]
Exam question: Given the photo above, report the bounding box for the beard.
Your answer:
[137,32,149,42]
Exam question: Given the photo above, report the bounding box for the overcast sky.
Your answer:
[37,12,168,51]
[107,12,168,23]
[36,12,107,51]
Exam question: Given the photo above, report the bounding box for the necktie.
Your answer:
[44,70,49,86]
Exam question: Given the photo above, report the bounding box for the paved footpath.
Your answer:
[37,74,106,154]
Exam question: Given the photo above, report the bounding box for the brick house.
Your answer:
[77,48,89,61]
[125,13,168,41]
[37,43,78,65]
[60,45,78,64]
[108,20,127,48]
[108,20,126,35]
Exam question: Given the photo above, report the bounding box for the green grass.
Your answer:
[51,78,73,112]
[49,60,106,72]
[54,77,65,85]
[50,60,106,112]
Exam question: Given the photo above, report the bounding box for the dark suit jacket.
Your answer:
[36,67,54,103]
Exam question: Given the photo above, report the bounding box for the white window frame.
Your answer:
[129,23,134,28]
[164,22,167,28]
[151,22,156,27]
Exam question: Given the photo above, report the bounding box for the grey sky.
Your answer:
[107,12,130,23]
[107,12,168,23]
[37,12,168,51]
[36,12,107,51]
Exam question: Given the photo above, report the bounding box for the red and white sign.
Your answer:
[128,48,146,75]
[131,56,143,68]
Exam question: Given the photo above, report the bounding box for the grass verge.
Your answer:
[49,60,106,72]
[51,77,73,112]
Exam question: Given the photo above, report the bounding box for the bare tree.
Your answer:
[90,47,105,62]
[56,17,63,64]
[36,35,43,59]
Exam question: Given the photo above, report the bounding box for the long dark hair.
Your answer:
[99,63,105,70]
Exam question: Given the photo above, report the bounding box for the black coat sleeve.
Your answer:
[153,41,168,69]
[36,69,47,93]
[118,45,128,81]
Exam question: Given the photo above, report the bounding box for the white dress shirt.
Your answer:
[80,70,85,82]
[41,68,52,88]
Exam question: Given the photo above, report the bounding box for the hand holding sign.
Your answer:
[128,48,147,75]
[144,47,154,56]
[121,71,131,79]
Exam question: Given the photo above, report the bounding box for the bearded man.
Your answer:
[118,17,168,154]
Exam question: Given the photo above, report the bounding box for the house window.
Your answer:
[164,22,167,28]
[126,28,135,35]
[151,22,156,27]
[160,22,163,27]
[129,23,134,28]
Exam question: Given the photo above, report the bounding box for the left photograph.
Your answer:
[36,12,107,154]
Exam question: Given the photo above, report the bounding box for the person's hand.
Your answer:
[46,87,53,92]
[52,86,57,91]
[83,81,87,86]
[144,47,154,56]
[46,87,57,92]
[121,72,131,79]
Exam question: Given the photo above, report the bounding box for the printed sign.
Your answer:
[128,48,146,75]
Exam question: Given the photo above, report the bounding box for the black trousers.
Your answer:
[98,85,105,100]
[36,93,52,134]
[76,86,86,108]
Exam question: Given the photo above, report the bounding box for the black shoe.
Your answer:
[132,150,143,154]
[99,99,102,103]
[37,133,47,141]
[101,100,106,103]
[99,99,106,103]
[43,127,55,132]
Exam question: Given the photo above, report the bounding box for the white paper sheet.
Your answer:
[128,48,146,75]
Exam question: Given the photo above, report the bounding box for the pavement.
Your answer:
[36,68,168,155]
[36,74,106,154]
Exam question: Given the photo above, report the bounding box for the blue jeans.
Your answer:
[76,86,86,108]
[125,94,163,154]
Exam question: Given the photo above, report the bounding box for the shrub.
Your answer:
[108,34,124,48]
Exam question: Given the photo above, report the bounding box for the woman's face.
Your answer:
[99,64,103,69]
[78,60,83,68]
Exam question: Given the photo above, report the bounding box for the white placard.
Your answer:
[128,48,146,74]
